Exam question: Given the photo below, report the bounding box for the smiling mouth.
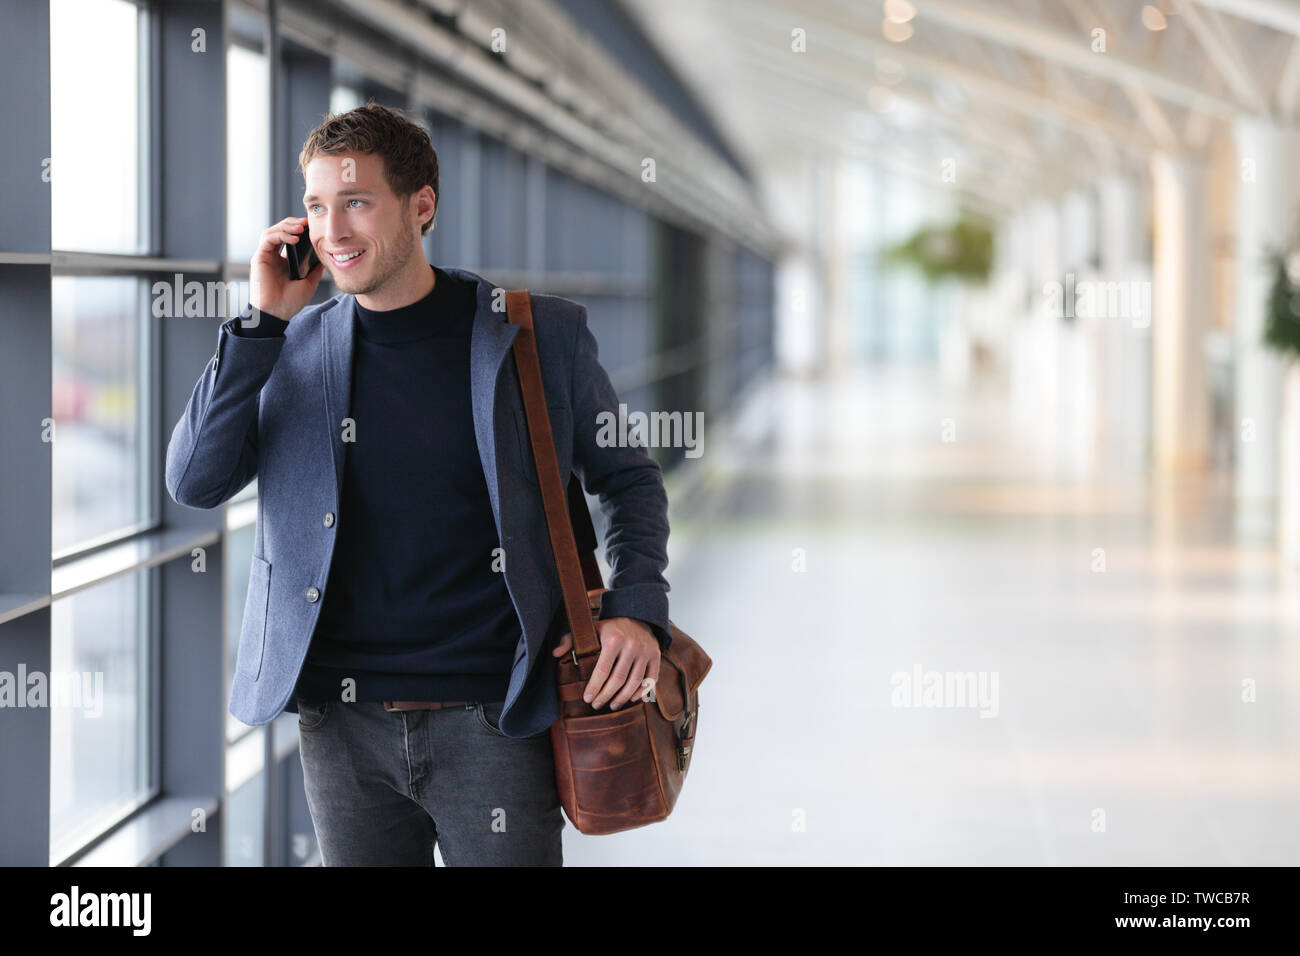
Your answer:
[330,250,365,264]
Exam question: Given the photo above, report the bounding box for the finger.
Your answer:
[266,217,307,239]
[551,631,572,657]
[583,640,620,705]
[300,258,326,289]
[637,675,657,703]
[264,216,305,235]
[635,653,662,703]
[609,658,649,710]
[606,652,644,709]
[255,224,307,257]
[256,237,301,269]
[591,642,635,709]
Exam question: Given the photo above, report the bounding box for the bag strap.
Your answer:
[505,290,602,659]
[570,479,604,592]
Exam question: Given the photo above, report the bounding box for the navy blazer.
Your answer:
[164,267,672,738]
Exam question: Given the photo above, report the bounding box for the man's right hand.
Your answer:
[249,216,325,321]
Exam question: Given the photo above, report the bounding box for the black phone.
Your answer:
[284,226,320,280]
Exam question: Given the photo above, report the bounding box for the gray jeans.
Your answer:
[295,697,564,866]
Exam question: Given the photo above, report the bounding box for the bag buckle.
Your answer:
[677,744,691,771]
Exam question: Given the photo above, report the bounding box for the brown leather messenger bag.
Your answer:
[505,289,713,835]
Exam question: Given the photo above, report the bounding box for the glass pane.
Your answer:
[49,568,151,864]
[224,770,266,866]
[50,0,142,253]
[51,276,150,555]
[331,84,363,115]
[226,43,270,262]
[225,523,256,742]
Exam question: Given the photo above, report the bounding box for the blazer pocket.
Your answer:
[514,404,571,486]
[236,554,271,681]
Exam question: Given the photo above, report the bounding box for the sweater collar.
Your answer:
[353,265,471,344]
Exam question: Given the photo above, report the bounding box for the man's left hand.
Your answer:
[552,617,661,711]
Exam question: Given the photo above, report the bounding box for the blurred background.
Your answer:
[1,0,1297,866]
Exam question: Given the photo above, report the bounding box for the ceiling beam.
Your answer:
[749,0,1156,156]
[1192,0,1300,39]
[900,0,1247,118]
[718,68,1027,201]
[1276,35,1300,119]
[730,37,1047,170]
[722,71,1026,207]
[1061,0,1183,150]
[1178,0,1270,113]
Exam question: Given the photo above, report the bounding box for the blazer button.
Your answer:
[305,587,320,603]
[323,512,335,528]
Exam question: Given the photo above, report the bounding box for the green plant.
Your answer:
[1263,249,1300,359]
[881,216,994,284]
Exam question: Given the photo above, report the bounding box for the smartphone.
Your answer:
[284,225,320,280]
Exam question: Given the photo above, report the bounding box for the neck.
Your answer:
[355,257,435,312]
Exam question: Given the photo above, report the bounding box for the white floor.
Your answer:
[564,362,1300,865]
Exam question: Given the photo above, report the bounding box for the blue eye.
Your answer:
[306,199,362,214]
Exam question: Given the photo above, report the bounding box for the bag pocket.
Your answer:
[562,706,670,822]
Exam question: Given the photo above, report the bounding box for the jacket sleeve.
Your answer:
[568,304,673,652]
[164,306,287,509]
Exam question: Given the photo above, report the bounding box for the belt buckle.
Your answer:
[384,700,423,712]
[383,700,469,712]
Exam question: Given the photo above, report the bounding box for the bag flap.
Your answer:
[584,588,712,722]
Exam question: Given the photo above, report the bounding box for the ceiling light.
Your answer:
[884,0,916,23]
[883,18,914,42]
[1141,5,1167,30]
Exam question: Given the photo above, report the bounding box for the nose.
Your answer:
[323,209,351,247]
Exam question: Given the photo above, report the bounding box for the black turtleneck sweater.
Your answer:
[235,265,520,704]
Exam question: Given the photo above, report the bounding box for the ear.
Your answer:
[414,186,436,231]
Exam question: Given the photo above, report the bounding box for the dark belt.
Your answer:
[383,700,472,712]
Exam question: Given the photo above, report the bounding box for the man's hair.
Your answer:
[299,102,439,235]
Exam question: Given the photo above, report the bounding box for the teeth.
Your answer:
[332,251,362,261]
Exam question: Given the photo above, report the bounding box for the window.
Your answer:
[227,42,270,262]
[331,84,363,115]
[49,0,146,254]
[224,522,256,743]
[224,761,266,866]
[51,276,153,557]
[49,568,153,865]
[224,716,267,866]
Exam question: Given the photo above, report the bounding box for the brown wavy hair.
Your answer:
[299,102,439,235]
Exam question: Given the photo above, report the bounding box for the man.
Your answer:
[165,103,673,866]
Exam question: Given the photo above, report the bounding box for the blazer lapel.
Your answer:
[460,269,520,527]
[321,294,356,502]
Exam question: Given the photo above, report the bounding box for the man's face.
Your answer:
[302,151,427,297]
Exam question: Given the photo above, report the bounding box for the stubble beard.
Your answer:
[334,224,420,297]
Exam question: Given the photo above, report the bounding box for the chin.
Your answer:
[330,271,366,294]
